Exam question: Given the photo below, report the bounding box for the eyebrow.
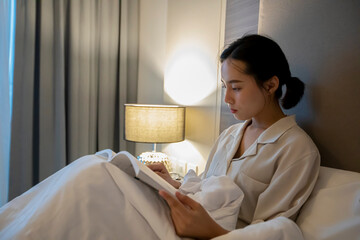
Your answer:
[221,79,243,84]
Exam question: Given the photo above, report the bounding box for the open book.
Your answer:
[109,151,177,196]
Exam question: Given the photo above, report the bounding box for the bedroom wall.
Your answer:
[259,0,360,172]
[135,0,167,158]
[220,0,260,133]
[135,0,226,173]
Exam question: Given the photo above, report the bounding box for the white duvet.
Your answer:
[0,152,242,240]
[0,152,304,240]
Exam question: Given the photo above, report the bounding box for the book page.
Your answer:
[109,152,136,177]
[110,151,177,196]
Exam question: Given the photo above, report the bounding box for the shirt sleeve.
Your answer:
[252,151,320,223]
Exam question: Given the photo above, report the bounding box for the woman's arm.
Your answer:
[159,190,229,239]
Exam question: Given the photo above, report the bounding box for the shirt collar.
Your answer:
[229,115,297,144]
[257,115,297,144]
[227,115,297,163]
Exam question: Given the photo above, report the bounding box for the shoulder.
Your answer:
[259,115,320,169]
[262,115,318,154]
[275,120,320,171]
[282,123,319,154]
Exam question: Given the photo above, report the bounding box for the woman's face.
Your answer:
[221,58,267,121]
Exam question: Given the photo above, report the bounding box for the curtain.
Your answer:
[9,0,138,201]
[0,0,16,207]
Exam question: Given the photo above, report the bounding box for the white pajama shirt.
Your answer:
[202,115,320,230]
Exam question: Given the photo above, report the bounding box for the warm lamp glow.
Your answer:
[124,104,185,143]
[164,47,217,105]
[124,104,186,173]
[163,140,204,176]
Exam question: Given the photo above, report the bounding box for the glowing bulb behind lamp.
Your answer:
[164,48,217,105]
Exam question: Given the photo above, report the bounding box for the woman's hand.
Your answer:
[147,163,181,189]
[159,190,229,239]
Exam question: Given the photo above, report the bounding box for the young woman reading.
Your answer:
[150,34,320,239]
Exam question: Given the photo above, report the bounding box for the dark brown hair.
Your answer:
[220,34,304,109]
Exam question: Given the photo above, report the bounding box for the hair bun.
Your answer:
[282,77,305,109]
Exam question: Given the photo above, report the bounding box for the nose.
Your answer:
[224,88,233,104]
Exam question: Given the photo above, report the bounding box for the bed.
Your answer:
[0,153,359,240]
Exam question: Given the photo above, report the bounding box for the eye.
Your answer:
[232,87,241,91]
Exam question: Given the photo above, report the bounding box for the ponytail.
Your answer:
[281,77,305,109]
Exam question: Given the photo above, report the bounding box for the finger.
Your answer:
[159,190,182,209]
[146,163,160,170]
[147,163,166,172]
[155,171,167,179]
[175,191,201,210]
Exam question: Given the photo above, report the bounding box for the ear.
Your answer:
[263,76,279,95]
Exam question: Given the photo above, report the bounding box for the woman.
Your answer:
[150,34,320,239]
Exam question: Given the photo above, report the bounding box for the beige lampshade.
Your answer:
[124,104,185,143]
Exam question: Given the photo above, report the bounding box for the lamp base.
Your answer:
[138,151,172,172]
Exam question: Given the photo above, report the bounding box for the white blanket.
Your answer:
[96,149,243,231]
[0,154,178,240]
[180,170,243,231]
[212,217,304,240]
[0,152,304,240]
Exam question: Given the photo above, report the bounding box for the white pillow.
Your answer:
[296,166,360,240]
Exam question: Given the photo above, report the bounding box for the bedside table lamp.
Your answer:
[124,104,186,172]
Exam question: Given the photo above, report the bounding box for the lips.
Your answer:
[230,109,237,113]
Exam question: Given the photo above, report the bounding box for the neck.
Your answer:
[250,102,286,129]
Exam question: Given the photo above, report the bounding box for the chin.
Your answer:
[233,114,247,121]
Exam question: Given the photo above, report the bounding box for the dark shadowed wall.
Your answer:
[258,0,360,172]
